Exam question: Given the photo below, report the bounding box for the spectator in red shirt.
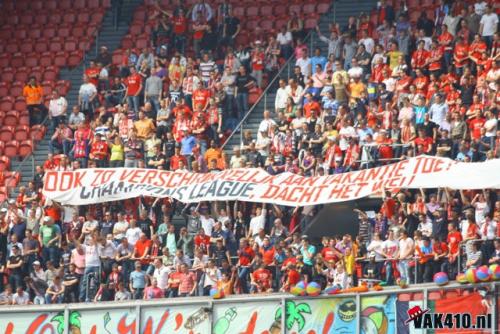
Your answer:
[133,233,152,268]
[125,66,143,114]
[194,228,211,254]
[250,263,273,293]
[192,82,210,111]
[237,238,254,294]
[89,133,109,168]
[170,145,188,170]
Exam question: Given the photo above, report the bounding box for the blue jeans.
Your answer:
[42,246,59,267]
[238,267,250,294]
[45,293,63,304]
[80,266,100,302]
[385,261,394,285]
[174,34,186,53]
[236,92,249,120]
[146,96,160,118]
[128,95,140,114]
[398,259,410,282]
[50,116,65,133]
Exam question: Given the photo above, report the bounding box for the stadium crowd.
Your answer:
[0,0,500,305]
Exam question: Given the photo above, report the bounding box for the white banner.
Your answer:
[42,156,500,206]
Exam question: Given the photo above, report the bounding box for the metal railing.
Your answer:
[220,30,316,151]
[0,282,497,334]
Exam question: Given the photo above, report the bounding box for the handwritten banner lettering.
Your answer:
[42,156,500,206]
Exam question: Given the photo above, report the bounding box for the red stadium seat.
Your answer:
[64,37,78,53]
[45,0,57,10]
[49,38,63,53]
[0,156,10,171]
[24,52,39,68]
[91,12,104,24]
[30,125,46,141]
[14,68,29,83]
[0,29,12,40]
[30,67,43,83]
[74,0,87,9]
[71,25,85,38]
[48,13,62,25]
[56,80,70,96]
[4,141,19,158]
[0,97,14,112]
[17,111,29,126]
[9,82,24,98]
[5,41,19,54]
[20,39,34,54]
[246,5,259,17]
[135,35,149,49]
[43,66,58,82]
[78,37,91,52]
[68,51,83,67]
[19,140,34,157]
[0,67,14,82]
[0,82,9,98]
[43,25,57,39]
[0,142,4,156]
[317,2,330,14]
[58,24,72,38]
[42,81,55,96]
[3,111,19,126]
[14,125,30,141]
[37,14,48,25]
[302,3,317,14]
[54,52,68,68]
[260,5,273,16]
[35,39,49,53]
[260,19,274,31]
[0,126,14,142]
[121,35,134,49]
[63,11,77,24]
[77,10,91,24]
[289,4,301,14]
[20,14,34,26]
[59,0,72,10]
[129,23,143,36]
[0,54,10,68]
[233,6,245,17]
[15,97,27,112]
[10,53,25,68]
[305,17,319,30]
[14,27,28,40]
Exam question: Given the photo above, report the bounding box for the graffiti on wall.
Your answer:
[140,304,211,334]
[281,295,397,334]
[213,301,280,334]
[0,294,397,334]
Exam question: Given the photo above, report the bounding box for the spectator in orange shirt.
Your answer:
[23,76,48,126]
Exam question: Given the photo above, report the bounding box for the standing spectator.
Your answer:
[24,76,48,126]
[125,67,143,115]
[397,230,414,283]
[178,263,197,297]
[235,66,256,120]
[48,90,68,132]
[39,217,61,267]
[78,75,98,120]
[129,261,147,299]
[479,5,498,48]
[144,72,163,118]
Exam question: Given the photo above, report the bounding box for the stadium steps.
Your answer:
[222,0,377,155]
[9,0,144,199]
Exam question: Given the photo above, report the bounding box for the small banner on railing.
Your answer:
[42,156,500,206]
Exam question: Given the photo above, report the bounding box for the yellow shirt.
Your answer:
[110,144,124,161]
[387,51,402,70]
[348,81,366,103]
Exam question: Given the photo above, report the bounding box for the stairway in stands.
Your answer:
[10,0,143,198]
[222,0,377,155]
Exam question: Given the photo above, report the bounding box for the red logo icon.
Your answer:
[405,306,430,324]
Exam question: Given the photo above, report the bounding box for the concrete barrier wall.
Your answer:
[0,282,498,334]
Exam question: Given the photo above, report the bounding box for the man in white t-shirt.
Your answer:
[248,204,266,237]
[12,287,31,305]
[153,259,170,291]
[48,90,67,131]
[296,55,312,78]
[125,219,142,246]
[479,5,498,47]
[81,235,101,302]
[397,230,414,283]
[113,213,130,242]
[200,209,215,236]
